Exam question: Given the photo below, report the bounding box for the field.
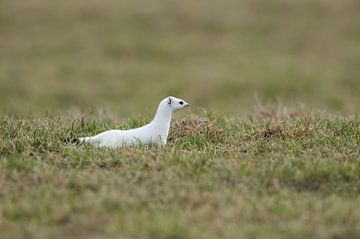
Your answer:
[1,0,360,238]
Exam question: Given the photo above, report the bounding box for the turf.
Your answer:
[1,0,360,238]
[1,110,360,239]
[1,0,360,115]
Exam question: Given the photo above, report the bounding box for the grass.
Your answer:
[1,109,360,239]
[1,0,360,115]
[1,0,360,238]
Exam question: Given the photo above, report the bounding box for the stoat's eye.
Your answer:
[179,101,184,105]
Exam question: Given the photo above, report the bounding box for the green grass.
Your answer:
[1,0,360,115]
[1,110,360,239]
[1,0,360,238]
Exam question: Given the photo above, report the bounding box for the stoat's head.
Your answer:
[163,96,189,112]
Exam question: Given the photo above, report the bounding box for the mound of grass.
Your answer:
[1,110,360,239]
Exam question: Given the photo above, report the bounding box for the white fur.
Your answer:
[79,96,189,148]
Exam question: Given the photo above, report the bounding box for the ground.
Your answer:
[0,0,360,239]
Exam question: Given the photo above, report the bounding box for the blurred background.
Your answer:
[1,0,359,117]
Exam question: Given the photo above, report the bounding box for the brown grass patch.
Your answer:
[169,118,225,144]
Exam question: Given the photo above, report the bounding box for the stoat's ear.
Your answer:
[167,97,172,105]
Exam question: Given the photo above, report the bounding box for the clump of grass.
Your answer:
[169,117,226,149]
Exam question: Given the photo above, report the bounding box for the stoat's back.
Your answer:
[83,123,166,148]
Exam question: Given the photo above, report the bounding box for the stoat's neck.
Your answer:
[151,102,172,135]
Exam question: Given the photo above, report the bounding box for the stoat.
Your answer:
[66,96,189,148]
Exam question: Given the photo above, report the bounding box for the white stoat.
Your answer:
[78,96,189,148]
